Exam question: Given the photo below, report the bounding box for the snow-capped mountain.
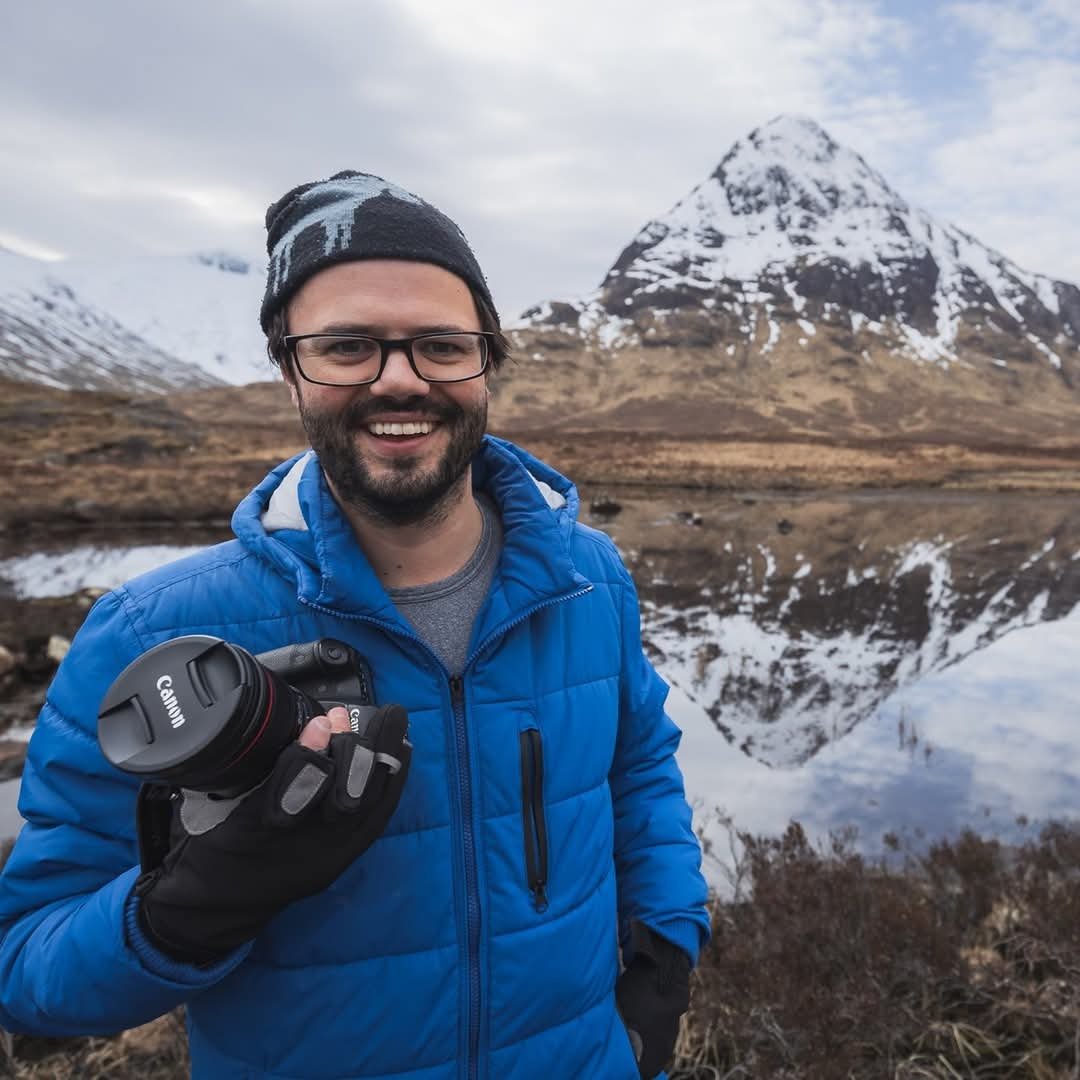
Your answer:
[0,249,270,391]
[498,115,1080,440]
[522,115,1080,366]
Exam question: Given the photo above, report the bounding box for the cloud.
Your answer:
[0,0,1076,314]
[925,1,1080,282]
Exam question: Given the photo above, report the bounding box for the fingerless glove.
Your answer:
[134,704,410,964]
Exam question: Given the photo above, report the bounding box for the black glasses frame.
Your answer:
[284,331,494,386]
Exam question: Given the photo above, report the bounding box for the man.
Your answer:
[0,172,709,1078]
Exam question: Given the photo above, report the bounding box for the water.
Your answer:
[596,488,1080,879]
[2,491,1078,884]
[0,542,211,599]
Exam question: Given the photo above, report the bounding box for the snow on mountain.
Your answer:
[0,249,271,391]
[520,114,1080,372]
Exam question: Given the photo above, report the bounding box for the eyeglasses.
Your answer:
[284,332,493,386]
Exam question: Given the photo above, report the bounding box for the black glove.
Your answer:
[133,704,411,964]
[616,921,692,1079]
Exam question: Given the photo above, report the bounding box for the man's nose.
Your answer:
[370,346,429,396]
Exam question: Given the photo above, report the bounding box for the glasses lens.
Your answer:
[411,334,488,382]
[295,336,381,384]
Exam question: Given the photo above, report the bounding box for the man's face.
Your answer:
[284,259,489,526]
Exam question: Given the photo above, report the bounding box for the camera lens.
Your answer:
[98,635,322,797]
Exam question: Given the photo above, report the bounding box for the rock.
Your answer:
[590,496,623,517]
[0,740,27,781]
[0,646,14,678]
[46,635,71,664]
[777,518,795,534]
[675,511,704,527]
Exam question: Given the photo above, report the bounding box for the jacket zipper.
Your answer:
[302,585,592,1080]
[449,673,482,1080]
[519,728,549,913]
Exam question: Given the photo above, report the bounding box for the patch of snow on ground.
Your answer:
[0,544,209,598]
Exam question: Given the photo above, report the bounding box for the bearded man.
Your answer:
[0,172,709,1079]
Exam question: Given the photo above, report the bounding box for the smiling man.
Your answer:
[0,172,709,1079]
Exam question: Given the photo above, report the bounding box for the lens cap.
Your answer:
[98,635,253,778]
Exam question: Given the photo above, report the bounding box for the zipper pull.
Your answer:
[449,675,464,707]
[531,883,549,914]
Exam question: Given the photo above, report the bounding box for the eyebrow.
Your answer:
[312,322,475,336]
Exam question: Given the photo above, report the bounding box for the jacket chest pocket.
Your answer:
[518,719,549,913]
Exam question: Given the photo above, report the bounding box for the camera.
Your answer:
[97,636,378,798]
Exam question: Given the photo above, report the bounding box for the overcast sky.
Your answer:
[1,0,1078,318]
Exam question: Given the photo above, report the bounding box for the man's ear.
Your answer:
[279,360,300,407]
[285,373,300,408]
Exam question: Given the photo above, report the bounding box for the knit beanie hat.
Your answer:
[260,170,497,331]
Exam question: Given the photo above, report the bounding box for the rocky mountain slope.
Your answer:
[497,115,1080,443]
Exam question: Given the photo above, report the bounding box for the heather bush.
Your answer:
[673,820,1080,1079]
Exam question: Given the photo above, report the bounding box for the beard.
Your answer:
[298,391,488,527]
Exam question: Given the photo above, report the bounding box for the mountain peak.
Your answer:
[514,113,1079,408]
[749,114,840,159]
[710,115,903,224]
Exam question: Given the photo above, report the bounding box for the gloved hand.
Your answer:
[133,704,411,964]
[616,921,692,1080]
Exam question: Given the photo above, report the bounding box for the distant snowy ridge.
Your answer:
[520,115,1080,372]
[0,250,270,391]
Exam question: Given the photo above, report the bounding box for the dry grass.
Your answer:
[4,823,1078,1077]
[673,821,1080,1079]
[0,1013,189,1079]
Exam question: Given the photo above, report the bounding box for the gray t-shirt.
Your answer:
[387,494,503,676]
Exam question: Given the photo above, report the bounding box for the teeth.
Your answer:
[368,421,433,437]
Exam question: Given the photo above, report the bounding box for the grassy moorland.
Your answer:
[5,376,1080,539]
[1,821,1078,1078]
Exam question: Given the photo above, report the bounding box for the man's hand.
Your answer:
[297,704,354,748]
[134,704,411,964]
[616,922,691,1079]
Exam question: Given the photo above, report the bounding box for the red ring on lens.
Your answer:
[221,669,277,769]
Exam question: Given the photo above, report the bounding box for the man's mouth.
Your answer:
[365,420,437,438]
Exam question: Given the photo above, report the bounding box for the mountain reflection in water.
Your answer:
[587,488,1080,878]
[1,492,1078,883]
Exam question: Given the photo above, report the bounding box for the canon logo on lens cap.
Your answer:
[156,674,188,729]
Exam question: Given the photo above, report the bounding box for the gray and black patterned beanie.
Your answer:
[260,170,497,331]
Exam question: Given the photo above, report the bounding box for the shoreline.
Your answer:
[5,434,1080,534]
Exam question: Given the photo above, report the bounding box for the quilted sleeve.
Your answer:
[609,562,711,965]
[0,589,247,1036]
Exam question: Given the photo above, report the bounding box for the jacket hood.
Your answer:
[230,436,587,628]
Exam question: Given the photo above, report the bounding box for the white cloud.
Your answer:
[0,0,1076,313]
[927,1,1080,282]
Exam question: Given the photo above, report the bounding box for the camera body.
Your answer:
[256,638,377,732]
[98,635,378,798]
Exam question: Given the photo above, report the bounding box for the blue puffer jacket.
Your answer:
[0,436,709,1079]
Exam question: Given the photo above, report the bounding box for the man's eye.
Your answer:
[325,338,374,357]
[419,337,468,358]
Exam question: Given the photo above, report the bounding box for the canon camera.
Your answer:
[97,636,378,798]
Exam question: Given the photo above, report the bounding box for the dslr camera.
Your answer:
[97,635,379,798]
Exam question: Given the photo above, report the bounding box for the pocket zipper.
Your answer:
[519,728,549,913]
